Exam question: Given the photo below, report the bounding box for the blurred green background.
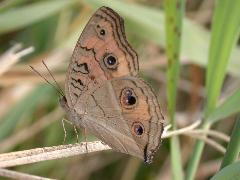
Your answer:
[0,0,240,179]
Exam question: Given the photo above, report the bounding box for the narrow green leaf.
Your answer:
[164,0,183,127]
[164,0,184,179]
[0,0,77,35]
[186,0,240,179]
[205,0,240,116]
[83,0,240,77]
[208,89,240,123]
[220,116,240,169]
[211,161,240,180]
[185,127,207,180]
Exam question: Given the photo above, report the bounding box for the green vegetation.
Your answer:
[0,0,240,179]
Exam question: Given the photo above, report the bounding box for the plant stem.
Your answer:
[164,0,185,179]
[220,115,240,169]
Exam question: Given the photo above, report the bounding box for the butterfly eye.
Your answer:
[132,122,144,136]
[120,88,137,108]
[103,54,118,70]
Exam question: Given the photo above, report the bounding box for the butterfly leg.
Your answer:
[62,118,80,143]
[83,128,88,153]
[73,125,79,143]
[61,118,69,144]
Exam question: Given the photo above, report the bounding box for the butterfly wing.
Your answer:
[62,6,164,163]
[65,6,139,108]
[82,76,164,163]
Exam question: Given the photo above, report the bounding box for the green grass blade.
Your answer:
[211,161,240,180]
[208,89,240,123]
[205,0,240,116]
[186,0,240,179]
[220,116,240,169]
[185,124,209,180]
[164,0,184,179]
[0,0,77,35]
[83,0,240,77]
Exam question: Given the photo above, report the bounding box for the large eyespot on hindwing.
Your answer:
[132,122,144,137]
[95,24,107,39]
[103,53,118,70]
[120,88,137,109]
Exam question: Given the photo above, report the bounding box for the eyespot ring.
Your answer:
[132,122,144,136]
[96,24,107,38]
[120,88,137,109]
[103,53,118,70]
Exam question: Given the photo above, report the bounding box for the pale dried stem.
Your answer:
[191,135,226,153]
[162,120,201,138]
[162,120,228,153]
[163,120,229,142]
[0,141,111,168]
[188,129,230,142]
[0,43,34,76]
[0,119,228,169]
[0,168,54,180]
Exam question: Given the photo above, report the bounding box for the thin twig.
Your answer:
[0,120,228,168]
[162,120,228,153]
[0,141,111,168]
[191,135,226,154]
[188,129,230,142]
[0,168,54,180]
[162,120,201,138]
[163,120,229,142]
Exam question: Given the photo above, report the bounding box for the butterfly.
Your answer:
[60,6,164,164]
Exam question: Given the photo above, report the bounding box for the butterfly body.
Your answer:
[61,6,164,163]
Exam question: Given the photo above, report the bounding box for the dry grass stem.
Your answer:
[162,120,228,153]
[188,129,230,142]
[0,168,54,180]
[0,43,34,76]
[0,120,227,168]
[0,141,111,168]
[162,120,201,138]
[163,120,229,142]
[191,135,226,153]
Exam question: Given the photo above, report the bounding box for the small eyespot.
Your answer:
[120,88,137,109]
[95,24,107,38]
[103,54,118,70]
[100,29,105,36]
[125,95,136,106]
[106,55,116,65]
[132,122,144,136]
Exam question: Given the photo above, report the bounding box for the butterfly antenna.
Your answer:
[29,65,64,97]
[42,60,65,96]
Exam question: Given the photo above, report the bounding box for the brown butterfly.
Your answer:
[60,6,164,163]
